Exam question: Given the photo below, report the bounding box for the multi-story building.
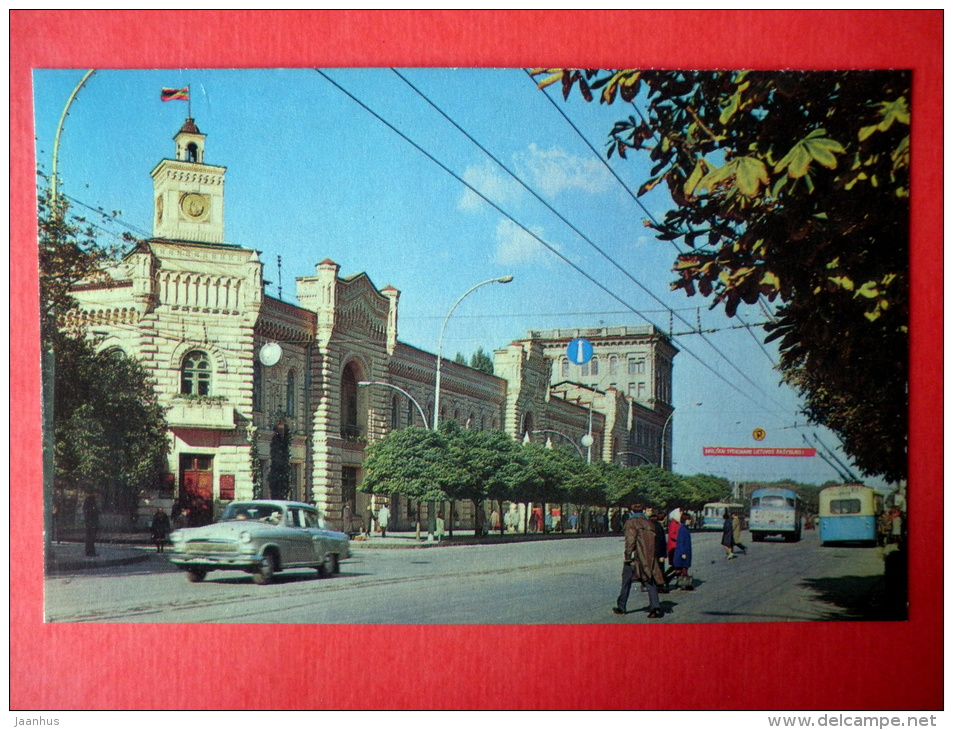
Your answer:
[531,326,679,468]
[67,118,677,530]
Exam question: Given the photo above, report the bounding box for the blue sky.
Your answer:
[33,67,888,489]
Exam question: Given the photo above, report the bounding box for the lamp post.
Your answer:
[357,381,429,430]
[433,276,513,429]
[660,401,702,469]
[531,429,585,459]
[616,451,653,466]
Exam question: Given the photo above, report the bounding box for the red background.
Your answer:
[10,10,943,710]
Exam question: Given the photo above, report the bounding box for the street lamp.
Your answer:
[357,381,429,430]
[531,429,585,458]
[433,275,513,429]
[617,451,653,466]
[660,401,702,469]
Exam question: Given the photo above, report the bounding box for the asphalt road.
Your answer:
[44,529,896,623]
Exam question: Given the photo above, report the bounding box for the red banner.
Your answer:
[703,446,817,457]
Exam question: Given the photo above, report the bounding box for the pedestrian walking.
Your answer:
[732,512,747,554]
[83,490,100,557]
[613,504,666,619]
[649,509,669,591]
[173,507,191,531]
[490,507,501,533]
[151,507,172,552]
[504,506,519,533]
[722,511,736,559]
[435,511,445,542]
[665,509,687,578]
[672,513,694,589]
[377,503,390,538]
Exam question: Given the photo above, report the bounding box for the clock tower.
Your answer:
[151,118,227,243]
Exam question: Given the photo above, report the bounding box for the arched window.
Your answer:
[522,412,535,441]
[590,356,599,376]
[391,394,401,430]
[286,370,296,417]
[181,350,211,396]
[561,357,570,377]
[340,362,365,441]
[609,355,618,375]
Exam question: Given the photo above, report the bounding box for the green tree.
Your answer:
[53,334,170,517]
[682,473,732,508]
[360,427,449,504]
[40,182,169,519]
[535,69,909,483]
[619,465,693,512]
[469,347,495,376]
[267,419,292,500]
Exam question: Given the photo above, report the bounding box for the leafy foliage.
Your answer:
[532,69,909,482]
[360,423,735,515]
[360,427,450,502]
[267,420,292,499]
[53,336,170,501]
[40,181,169,513]
[469,347,495,376]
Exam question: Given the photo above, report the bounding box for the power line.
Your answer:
[61,192,151,240]
[316,68,786,417]
[390,68,791,414]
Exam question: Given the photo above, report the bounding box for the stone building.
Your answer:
[68,119,677,530]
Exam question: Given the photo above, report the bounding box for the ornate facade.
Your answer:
[69,119,677,530]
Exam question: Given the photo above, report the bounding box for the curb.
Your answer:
[46,546,153,574]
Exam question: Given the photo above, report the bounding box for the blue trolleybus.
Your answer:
[748,487,803,542]
[699,502,744,531]
[818,484,884,546]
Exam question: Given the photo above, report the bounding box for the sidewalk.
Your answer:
[46,540,153,573]
[46,527,611,571]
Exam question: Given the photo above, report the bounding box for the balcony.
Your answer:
[340,424,367,449]
[167,397,235,430]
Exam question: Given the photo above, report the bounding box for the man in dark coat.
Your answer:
[613,504,666,618]
[151,508,172,553]
[83,490,100,557]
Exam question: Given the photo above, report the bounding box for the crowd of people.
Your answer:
[613,506,752,619]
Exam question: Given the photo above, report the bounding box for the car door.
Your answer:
[301,507,328,564]
[283,508,317,566]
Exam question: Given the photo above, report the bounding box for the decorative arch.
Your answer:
[169,340,229,374]
[521,411,535,441]
[340,358,368,441]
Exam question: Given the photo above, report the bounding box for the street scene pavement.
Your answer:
[44,528,901,624]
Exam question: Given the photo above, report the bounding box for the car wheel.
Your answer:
[315,561,328,579]
[329,554,340,575]
[186,568,207,583]
[253,553,276,585]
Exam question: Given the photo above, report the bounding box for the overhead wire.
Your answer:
[314,68,782,413]
[390,68,792,415]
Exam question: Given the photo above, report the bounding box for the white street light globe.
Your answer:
[259,342,282,367]
[580,434,594,449]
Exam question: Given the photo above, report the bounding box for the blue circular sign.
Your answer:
[567,337,593,365]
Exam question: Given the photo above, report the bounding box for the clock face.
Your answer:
[180,193,209,220]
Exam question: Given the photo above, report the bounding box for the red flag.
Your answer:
[161,87,190,102]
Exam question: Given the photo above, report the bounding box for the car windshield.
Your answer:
[222,503,284,523]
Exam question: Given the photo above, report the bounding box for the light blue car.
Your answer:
[169,500,351,584]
